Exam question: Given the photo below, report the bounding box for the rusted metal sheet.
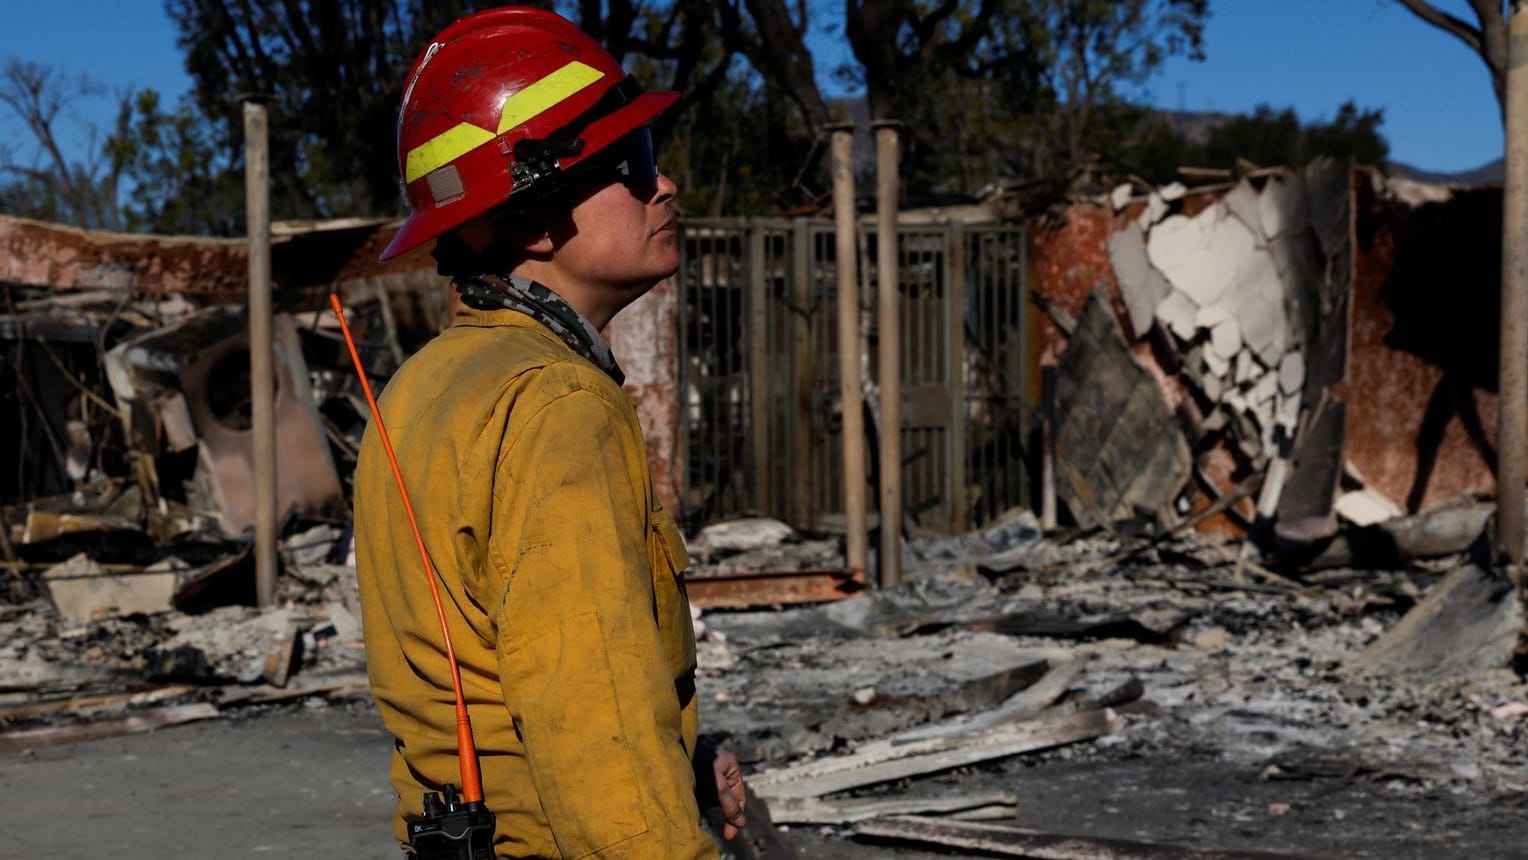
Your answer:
[1347,179,1503,512]
[1027,205,1119,366]
[606,276,682,515]
[684,567,865,609]
[1189,442,1257,537]
[0,214,438,294]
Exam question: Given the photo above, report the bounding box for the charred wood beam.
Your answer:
[0,703,218,753]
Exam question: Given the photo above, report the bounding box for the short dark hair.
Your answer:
[430,224,526,279]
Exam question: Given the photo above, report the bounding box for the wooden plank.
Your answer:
[684,567,865,609]
[752,707,1120,801]
[767,789,1016,825]
[864,661,1079,750]
[0,703,218,754]
[854,816,1335,860]
[0,684,197,721]
[214,671,370,707]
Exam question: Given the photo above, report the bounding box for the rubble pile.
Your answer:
[692,521,1528,859]
[0,510,368,747]
[0,284,413,740]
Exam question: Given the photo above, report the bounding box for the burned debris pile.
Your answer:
[0,282,409,744]
[1030,161,1510,576]
[692,522,1528,859]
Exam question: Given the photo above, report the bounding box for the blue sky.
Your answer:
[0,1,1505,177]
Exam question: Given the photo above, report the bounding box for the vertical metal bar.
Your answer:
[829,126,868,576]
[244,101,277,609]
[702,232,715,510]
[677,224,692,518]
[1501,6,1528,577]
[947,223,968,532]
[1018,227,1032,514]
[1041,364,1058,531]
[874,122,902,589]
[792,218,815,528]
[747,223,770,514]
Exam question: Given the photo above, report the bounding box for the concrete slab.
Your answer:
[1150,205,1256,308]
[1278,351,1306,396]
[1155,290,1200,341]
[44,553,176,623]
[1222,179,1265,243]
[1108,223,1171,338]
[1209,318,1243,362]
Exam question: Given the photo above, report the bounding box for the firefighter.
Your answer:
[353,8,745,857]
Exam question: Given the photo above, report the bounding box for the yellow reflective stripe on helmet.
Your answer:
[402,61,607,186]
[496,61,604,134]
[404,123,495,184]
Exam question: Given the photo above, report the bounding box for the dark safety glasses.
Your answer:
[570,127,659,197]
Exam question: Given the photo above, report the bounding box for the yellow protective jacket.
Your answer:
[354,304,714,859]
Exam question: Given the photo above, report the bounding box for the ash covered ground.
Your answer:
[692,521,1528,858]
[4,521,1528,858]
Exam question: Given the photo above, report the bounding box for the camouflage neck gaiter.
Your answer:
[454,273,624,386]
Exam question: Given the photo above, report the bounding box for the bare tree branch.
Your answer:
[1396,0,1505,119]
[1396,0,1484,54]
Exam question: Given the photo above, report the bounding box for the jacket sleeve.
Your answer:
[486,374,715,860]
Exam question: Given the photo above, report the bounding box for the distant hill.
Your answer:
[1157,109,1239,147]
[1387,157,1504,186]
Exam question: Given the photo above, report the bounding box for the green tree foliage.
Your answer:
[838,0,1050,199]
[1193,102,1389,173]
[801,0,1208,200]
[664,67,823,216]
[1016,0,1207,190]
[1110,102,1389,185]
[107,88,243,234]
[136,0,745,230]
[158,0,491,228]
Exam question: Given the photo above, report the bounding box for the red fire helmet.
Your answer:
[380,7,678,261]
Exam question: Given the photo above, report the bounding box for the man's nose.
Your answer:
[651,172,677,205]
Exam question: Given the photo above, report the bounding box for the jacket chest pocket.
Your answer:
[648,508,696,680]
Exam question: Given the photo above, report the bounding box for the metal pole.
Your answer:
[791,218,817,528]
[747,224,771,514]
[946,222,968,533]
[874,122,902,589]
[244,101,278,608]
[828,125,868,576]
[1501,5,1528,580]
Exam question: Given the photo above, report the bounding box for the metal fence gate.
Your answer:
[676,217,1030,534]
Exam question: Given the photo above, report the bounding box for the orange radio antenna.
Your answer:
[329,294,484,805]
